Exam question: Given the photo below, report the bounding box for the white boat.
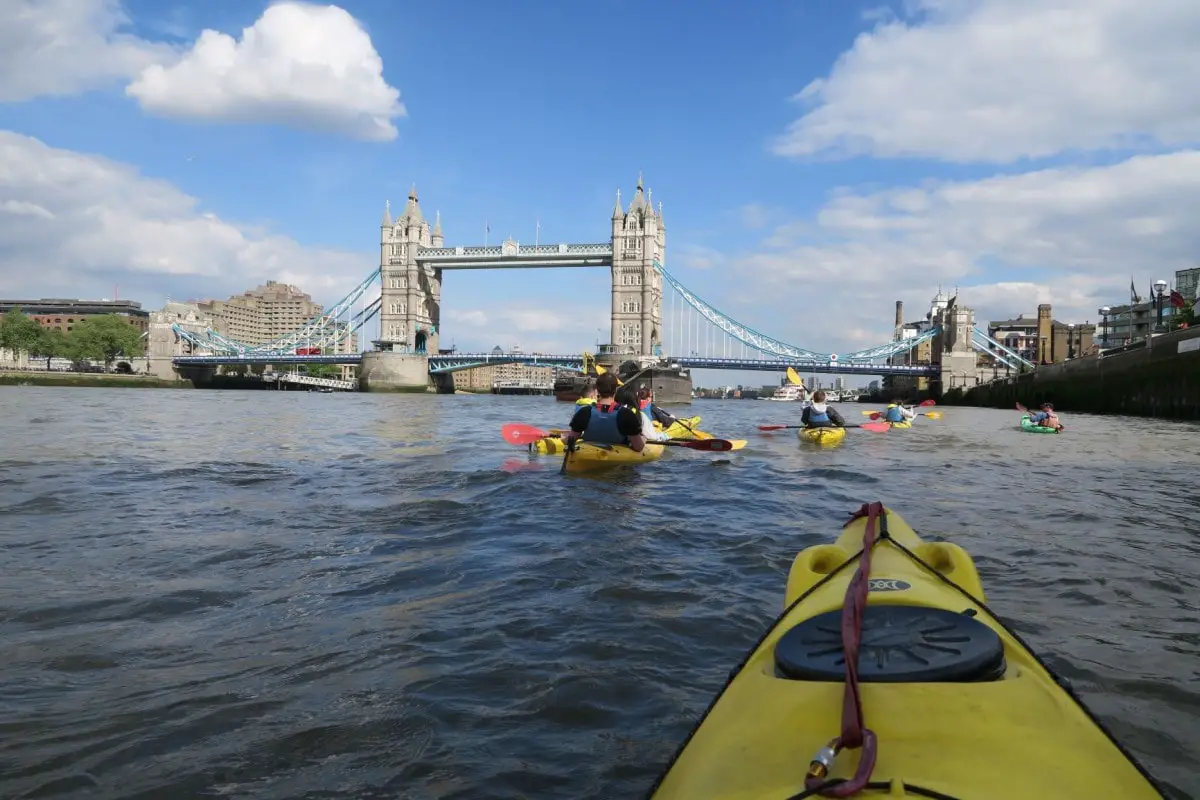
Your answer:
[766,384,807,402]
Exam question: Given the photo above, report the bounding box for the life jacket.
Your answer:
[582,402,626,444]
[884,404,905,423]
[575,397,597,406]
[808,402,832,427]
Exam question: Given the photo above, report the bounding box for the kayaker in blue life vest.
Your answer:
[801,390,846,428]
[883,400,917,424]
[562,372,646,451]
[636,386,679,435]
[1029,403,1062,430]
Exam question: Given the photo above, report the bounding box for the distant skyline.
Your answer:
[2,0,1199,387]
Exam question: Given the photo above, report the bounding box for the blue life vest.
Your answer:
[884,404,905,423]
[807,407,832,427]
[583,403,626,444]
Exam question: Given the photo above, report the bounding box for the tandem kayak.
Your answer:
[646,502,1165,799]
[561,441,664,473]
[887,419,913,429]
[1020,414,1062,434]
[530,416,707,454]
[797,426,847,446]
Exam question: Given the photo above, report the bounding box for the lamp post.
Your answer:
[1153,279,1168,332]
[1098,306,1110,349]
[1067,323,1075,360]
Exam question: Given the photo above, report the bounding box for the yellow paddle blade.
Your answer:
[726,439,747,451]
[595,364,607,374]
[693,429,715,440]
[786,367,803,386]
[924,411,943,419]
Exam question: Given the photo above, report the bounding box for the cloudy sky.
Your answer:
[2,0,1198,386]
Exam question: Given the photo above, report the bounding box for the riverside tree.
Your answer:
[0,310,144,370]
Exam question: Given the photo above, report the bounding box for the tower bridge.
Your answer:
[158,175,1031,394]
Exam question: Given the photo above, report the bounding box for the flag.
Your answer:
[1170,290,1187,309]
[1130,277,1140,304]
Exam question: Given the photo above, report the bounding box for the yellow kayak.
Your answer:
[530,416,706,454]
[797,426,847,446]
[647,504,1165,799]
[657,415,704,440]
[562,441,664,473]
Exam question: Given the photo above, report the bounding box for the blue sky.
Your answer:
[2,0,1199,389]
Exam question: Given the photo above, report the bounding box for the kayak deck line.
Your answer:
[644,503,1168,799]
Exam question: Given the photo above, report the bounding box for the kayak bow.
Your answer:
[646,502,1165,799]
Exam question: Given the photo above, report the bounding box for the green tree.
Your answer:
[0,309,44,357]
[304,363,341,378]
[1174,298,1195,328]
[69,314,145,369]
[29,327,71,369]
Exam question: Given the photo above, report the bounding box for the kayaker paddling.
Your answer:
[561,372,647,452]
[883,399,917,424]
[801,390,846,429]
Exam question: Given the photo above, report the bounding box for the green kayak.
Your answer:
[1020,414,1061,434]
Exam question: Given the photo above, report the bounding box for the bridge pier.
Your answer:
[358,351,432,392]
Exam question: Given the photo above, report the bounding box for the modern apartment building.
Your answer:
[197,281,358,352]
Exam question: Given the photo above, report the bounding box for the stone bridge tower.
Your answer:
[378,187,442,354]
[610,175,665,359]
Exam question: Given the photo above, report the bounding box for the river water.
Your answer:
[0,387,1197,799]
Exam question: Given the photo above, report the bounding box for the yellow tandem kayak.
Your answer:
[562,441,664,473]
[647,503,1165,799]
[797,426,847,446]
[529,416,705,455]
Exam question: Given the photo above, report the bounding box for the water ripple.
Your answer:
[0,388,1196,798]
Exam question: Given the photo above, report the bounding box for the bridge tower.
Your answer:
[610,175,665,359]
[378,187,442,355]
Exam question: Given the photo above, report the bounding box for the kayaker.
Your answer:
[801,390,846,428]
[562,372,647,451]
[883,400,915,424]
[637,387,680,429]
[1029,403,1062,430]
[575,380,598,406]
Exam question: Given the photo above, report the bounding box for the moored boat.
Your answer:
[646,502,1166,799]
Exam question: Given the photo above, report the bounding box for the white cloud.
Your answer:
[719,151,1200,353]
[773,0,1200,163]
[0,0,174,102]
[126,2,405,141]
[0,130,368,306]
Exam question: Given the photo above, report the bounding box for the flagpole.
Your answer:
[485,220,489,246]
[535,219,540,247]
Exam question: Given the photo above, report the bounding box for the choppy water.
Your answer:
[1,387,1198,799]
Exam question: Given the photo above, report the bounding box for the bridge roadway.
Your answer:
[171,352,936,376]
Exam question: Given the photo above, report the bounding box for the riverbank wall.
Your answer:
[0,371,189,389]
[942,326,1200,419]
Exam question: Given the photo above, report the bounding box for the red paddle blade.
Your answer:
[501,457,543,473]
[860,421,890,432]
[868,412,883,420]
[757,424,789,431]
[1015,402,1028,412]
[919,399,937,406]
[501,423,550,446]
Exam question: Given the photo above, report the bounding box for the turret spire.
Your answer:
[382,199,392,226]
[612,188,623,219]
[433,210,442,237]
